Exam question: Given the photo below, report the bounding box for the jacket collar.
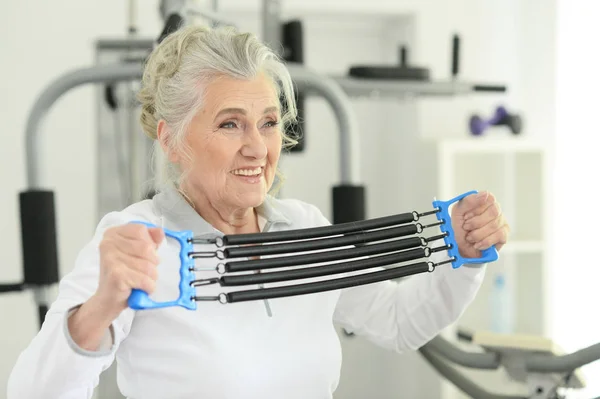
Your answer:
[256,195,292,227]
[153,186,291,235]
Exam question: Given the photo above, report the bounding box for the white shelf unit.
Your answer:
[433,137,553,399]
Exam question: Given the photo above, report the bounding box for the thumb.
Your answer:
[148,227,165,247]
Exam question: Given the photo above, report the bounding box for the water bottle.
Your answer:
[490,273,514,334]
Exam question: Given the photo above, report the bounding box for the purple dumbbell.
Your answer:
[469,106,522,136]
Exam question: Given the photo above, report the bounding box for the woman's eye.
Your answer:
[263,120,279,128]
[219,121,238,129]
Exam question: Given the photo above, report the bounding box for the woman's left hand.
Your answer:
[450,191,510,259]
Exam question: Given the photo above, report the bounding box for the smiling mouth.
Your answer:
[231,167,264,177]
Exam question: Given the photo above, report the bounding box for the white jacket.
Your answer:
[7,187,486,399]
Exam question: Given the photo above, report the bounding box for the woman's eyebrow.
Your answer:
[215,106,279,119]
[263,106,279,114]
[215,107,246,118]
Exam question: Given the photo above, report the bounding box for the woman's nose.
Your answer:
[241,126,268,159]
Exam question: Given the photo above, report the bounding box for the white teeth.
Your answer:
[233,167,262,176]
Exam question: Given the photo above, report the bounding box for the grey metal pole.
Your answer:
[159,0,186,21]
[22,63,143,331]
[424,335,500,369]
[286,63,361,185]
[25,63,143,190]
[262,0,283,57]
[419,346,526,399]
[24,61,360,205]
[423,333,600,374]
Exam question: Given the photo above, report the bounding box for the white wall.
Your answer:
[0,0,566,398]
[551,0,600,396]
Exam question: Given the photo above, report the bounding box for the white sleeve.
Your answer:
[300,204,487,354]
[333,245,486,353]
[6,212,136,399]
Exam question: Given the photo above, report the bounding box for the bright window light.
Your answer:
[552,0,600,396]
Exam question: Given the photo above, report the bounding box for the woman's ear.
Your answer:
[157,119,180,163]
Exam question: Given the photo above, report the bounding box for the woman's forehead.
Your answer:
[207,74,276,99]
[204,79,279,114]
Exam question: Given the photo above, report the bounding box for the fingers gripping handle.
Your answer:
[127,221,197,310]
[433,190,499,269]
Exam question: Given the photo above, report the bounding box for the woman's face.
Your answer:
[172,73,283,211]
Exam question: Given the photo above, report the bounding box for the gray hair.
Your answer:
[137,24,298,192]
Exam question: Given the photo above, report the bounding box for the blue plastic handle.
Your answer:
[127,221,197,310]
[432,190,499,268]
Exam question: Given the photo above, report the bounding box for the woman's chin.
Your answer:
[236,189,267,208]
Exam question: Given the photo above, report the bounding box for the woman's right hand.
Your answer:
[67,223,165,351]
[93,223,165,318]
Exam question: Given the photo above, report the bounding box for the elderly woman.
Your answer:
[8,25,509,398]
